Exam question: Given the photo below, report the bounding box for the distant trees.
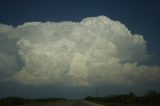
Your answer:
[0,97,28,105]
[84,90,160,106]
[0,90,160,106]
[0,97,66,106]
[140,90,160,105]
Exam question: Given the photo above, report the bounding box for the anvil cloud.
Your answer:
[0,16,159,86]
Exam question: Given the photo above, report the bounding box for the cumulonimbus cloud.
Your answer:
[0,16,159,86]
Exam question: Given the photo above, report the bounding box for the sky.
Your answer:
[0,0,160,99]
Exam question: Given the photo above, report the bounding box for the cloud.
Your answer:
[0,24,19,80]
[0,52,18,79]
[0,16,159,86]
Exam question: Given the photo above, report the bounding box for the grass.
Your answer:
[0,97,66,106]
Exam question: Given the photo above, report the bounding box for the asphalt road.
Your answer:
[16,100,105,106]
[71,100,105,106]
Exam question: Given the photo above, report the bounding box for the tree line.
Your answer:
[84,90,160,106]
[0,97,66,106]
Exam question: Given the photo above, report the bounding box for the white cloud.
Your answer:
[0,16,159,86]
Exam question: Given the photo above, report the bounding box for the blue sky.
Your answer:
[0,0,160,99]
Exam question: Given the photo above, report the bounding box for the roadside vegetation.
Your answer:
[0,97,66,106]
[84,90,160,106]
[0,90,160,106]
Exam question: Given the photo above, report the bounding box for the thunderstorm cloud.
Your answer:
[0,16,159,86]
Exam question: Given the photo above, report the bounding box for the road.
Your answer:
[17,100,105,106]
[71,100,104,106]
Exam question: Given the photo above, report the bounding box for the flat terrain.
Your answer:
[16,100,105,106]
